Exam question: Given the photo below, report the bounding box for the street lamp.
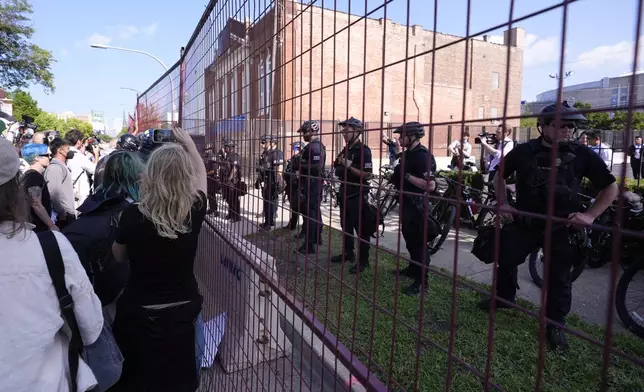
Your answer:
[91,44,177,122]
[120,87,140,93]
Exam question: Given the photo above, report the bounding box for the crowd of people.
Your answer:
[1,127,207,391]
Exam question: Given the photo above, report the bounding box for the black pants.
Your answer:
[206,177,218,212]
[631,158,642,180]
[303,184,323,245]
[223,183,241,217]
[338,194,370,263]
[286,186,300,226]
[401,202,431,282]
[262,185,278,225]
[111,298,202,392]
[496,223,577,323]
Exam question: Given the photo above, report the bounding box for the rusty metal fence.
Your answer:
[136,0,644,391]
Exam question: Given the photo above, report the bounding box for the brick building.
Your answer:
[204,1,525,166]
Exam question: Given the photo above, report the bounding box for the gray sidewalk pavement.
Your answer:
[215,187,624,332]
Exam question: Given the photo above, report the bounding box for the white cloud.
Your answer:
[87,33,112,46]
[141,23,158,37]
[574,37,641,70]
[523,34,560,68]
[473,34,504,45]
[116,25,139,40]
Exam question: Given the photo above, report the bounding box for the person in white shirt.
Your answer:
[587,131,613,168]
[448,129,475,169]
[0,137,104,392]
[481,125,514,183]
[628,135,642,180]
[64,129,99,209]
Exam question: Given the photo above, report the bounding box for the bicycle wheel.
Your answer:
[528,248,587,289]
[586,231,611,269]
[428,203,457,255]
[616,259,644,338]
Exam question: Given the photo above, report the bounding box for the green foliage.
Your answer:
[0,0,55,93]
[438,170,485,191]
[96,133,113,142]
[573,101,644,131]
[10,90,41,120]
[118,127,129,137]
[62,118,93,138]
[520,103,537,128]
[33,111,62,130]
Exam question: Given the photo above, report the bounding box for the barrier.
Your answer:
[194,219,291,373]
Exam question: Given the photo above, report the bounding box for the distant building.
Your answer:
[534,70,644,111]
[0,89,13,116]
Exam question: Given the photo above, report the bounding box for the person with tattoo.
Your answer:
[20,143,58,232]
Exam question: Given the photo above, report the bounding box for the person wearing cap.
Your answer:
[282,141,305,230]
[20,143,58,232]
[221,138,242,222]
[0,137,105,392]
[477,101,619,352]
[331,117,373,274]
[258,135,284,230]
[44,137,77,230]
[295,120,326,254]
[389,122,438,296]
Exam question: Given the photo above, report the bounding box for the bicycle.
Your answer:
[616,259,644,338]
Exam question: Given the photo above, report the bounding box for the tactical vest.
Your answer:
[522,139,582,217]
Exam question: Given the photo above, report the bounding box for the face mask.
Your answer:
[66,151,75,160]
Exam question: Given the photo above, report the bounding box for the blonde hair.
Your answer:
[138,144,201,239]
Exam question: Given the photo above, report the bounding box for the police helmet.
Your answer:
[297,120,320,134]
[538,101,587,127]
[393,122,425,138]
[339,117,364,131]
[223,137,236,147]
[117,133,141,152]
[259,135,269,144]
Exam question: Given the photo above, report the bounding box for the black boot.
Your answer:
[349,262,368,274]
[476,296,516,311]
[546,325,570,353]
[331,253,355,264]
[392,266,414,278]
[298,242,316,255]
[403,279,427,296]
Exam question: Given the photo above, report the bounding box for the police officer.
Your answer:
[205,142,226,216]
[479,102,618,352]
[259,135,284,230]
[221,138,242,222]
[296,120,326,254]
[282,141,305,230]
[331,117,373,274]
[389,122,438,295]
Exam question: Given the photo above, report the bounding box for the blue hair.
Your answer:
[99,151,145,201]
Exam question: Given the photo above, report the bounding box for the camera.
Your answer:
[85,136,101,155]
[474,131,498,145]
[152,129,176,143]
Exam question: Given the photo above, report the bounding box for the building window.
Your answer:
[266,53,272,115]
[492,72,500,89]
[259,58,265,114]
[221,80,227,119]
[490,107,498,124]
[478,106,485,120]
[231,74,237,117]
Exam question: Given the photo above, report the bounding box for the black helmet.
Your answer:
[269,134,280,143]
[538,101,587,126]
[138,129,158,161]
[339,117,363,130]
[223,137,236,147]
[393,121,425,138]
[117,133,141,152]
[297,120,320,134]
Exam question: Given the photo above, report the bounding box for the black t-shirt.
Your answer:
[391,144,436,194]
[261,149,284,184]
[300,139,326,190]
[22,169,52,233]
[503,139,616,216]
[335,141,373,195]
[114,191,207,305]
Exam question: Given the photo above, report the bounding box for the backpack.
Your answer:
[62,199,132,306]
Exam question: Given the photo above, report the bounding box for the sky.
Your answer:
[24,0,642,127]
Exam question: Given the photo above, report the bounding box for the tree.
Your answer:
[520,105,537,127]
[0,0,55,93]
[574,101,614,130]
[62,118,93,138]
[33,111,62,131]
[118,127,129,136]
[96,133,113,142]
[10,90,41,120]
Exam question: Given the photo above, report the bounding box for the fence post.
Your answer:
[135,93,141,134]
[512,126,517,141]
[178,59,186,128]
[527,126,532,140]
[447,125,453,156]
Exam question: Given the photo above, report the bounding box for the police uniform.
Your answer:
[284,144,304,229]
[298,137,326,253]
[260,139,284,228]
[484,138,615,322]
[333,139,373,268]
[222,149,242,221]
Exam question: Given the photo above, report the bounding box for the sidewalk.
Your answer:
[216,188,624,331]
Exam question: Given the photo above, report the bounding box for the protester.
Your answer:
[65,129,98,208]
[448,129,475,170]
[628,135,642,180]
[20,143,57,232]
[45,138,77,229]
[63,150,145,325]
[110,127,207,391]
[0,137,104,392]
[587,131,613,167]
